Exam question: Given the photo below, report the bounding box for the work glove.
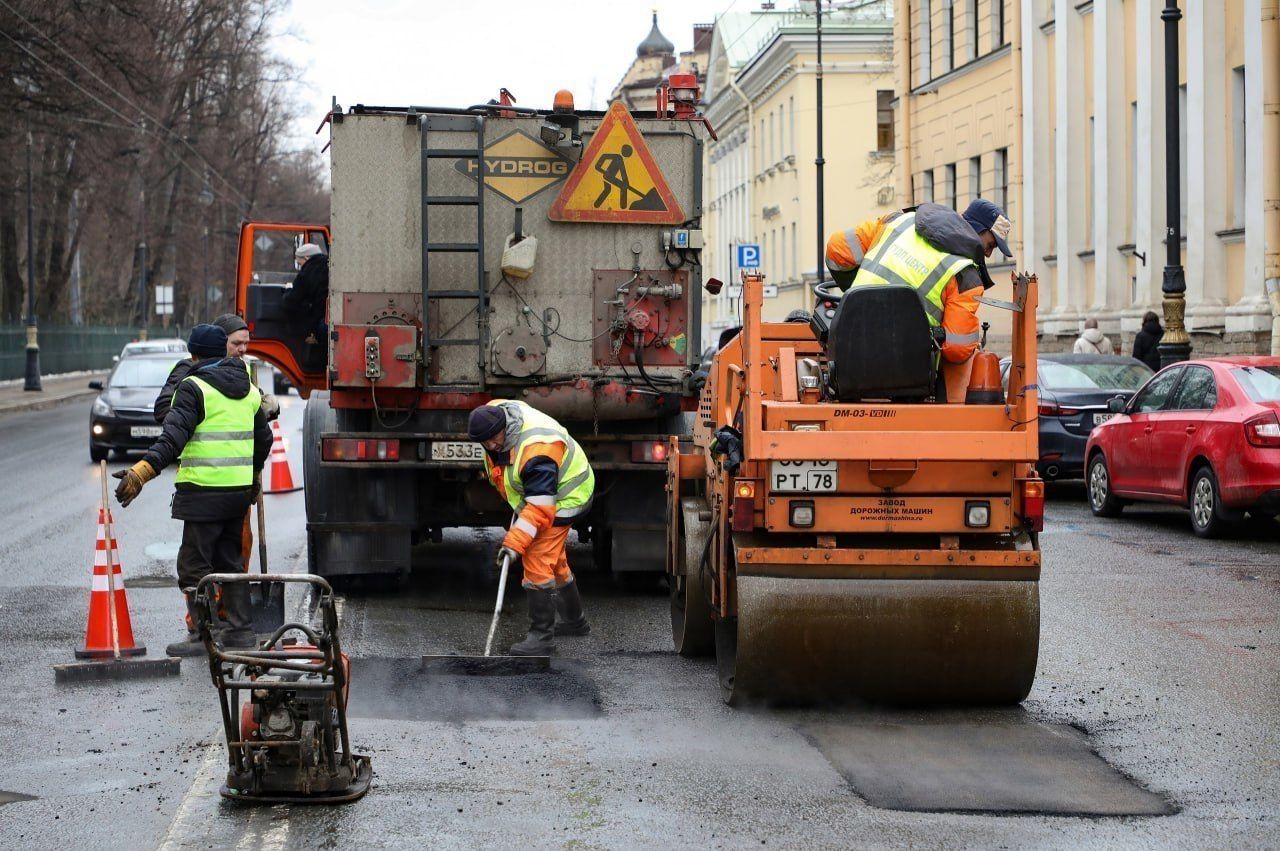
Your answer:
[495,545,520,571]
[259,393,280,421]
[112,460,157,508]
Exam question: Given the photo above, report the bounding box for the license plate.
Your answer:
[769,460,838,493]
[430,441,484,462]
[1093,413,1117,426]
[130,426,162,438]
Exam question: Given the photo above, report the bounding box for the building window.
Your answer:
[791,223,797,279]
[969,155,982,202]
[994,0,1005,47]
[1232,66,1246,228]
[994,147,1008,213]
[877,91,895,152]
[1130,102,1138,242]
[1086,115,1095,242]
[919,0,933,83]
[968,0,979,60]
[943,0,955,73]
[944,162,957,210]
[922,169,935,204]
[789,96,796,157]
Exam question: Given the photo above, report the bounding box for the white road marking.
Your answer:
[156,738,225,851]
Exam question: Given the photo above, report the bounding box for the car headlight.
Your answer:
[92,397,114,417]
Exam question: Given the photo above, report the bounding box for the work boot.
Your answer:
[553,580,591,637]
[166,597,207,657]
[508,588,556,656]
[218,581,258,650]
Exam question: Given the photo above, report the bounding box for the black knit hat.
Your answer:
[212,313,248,335]
[188,323,227,358]
[467,405,506,442]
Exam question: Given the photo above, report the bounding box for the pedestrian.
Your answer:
[115,323,273,656]
[468,400,594,656]
[1132,310,1164,371]
[1073,317,1113,355]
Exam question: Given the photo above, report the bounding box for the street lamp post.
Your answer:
[23,128,41,392]
[1158,0,1191,367]
[814,0,826,281]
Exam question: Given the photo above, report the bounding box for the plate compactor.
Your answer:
[668,272,1044,706]
[195,573,372,803]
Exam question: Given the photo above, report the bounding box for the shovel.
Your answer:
[422,552,551,676]
[248,490,285,634]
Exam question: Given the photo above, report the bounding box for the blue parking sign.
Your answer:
[736,243,761,269]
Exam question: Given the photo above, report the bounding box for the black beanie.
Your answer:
[467,405,506,442]
[212,313,249,335]
[188,323,228,358]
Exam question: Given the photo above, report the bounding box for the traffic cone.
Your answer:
[75,508,146,659]
[265,419,300,494]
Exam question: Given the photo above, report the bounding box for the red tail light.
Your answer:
[630,440,669,463]
[322,437,401,461]
[1037,402,1058,416]
[1021,479,1045,532]
[1244,412,1280,448]
[731,479,758,532]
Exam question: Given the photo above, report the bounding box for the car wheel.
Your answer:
[89,444,109,463]
[1087,454,1124,517]
[1189,467,1232,539]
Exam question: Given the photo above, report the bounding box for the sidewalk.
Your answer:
[0,371,107,417]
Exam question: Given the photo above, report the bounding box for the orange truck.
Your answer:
[667,271,1044,705]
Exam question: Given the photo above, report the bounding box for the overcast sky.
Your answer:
[275,0,745,152]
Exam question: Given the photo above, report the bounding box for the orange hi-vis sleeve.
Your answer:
[501,441,566,554]
[940,276,982,363]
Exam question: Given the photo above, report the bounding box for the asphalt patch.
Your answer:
[122,573,177,589]
[804,713,1175,816]
[346,657,603,723]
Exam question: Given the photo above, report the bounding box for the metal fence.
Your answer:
[0,325,183,381]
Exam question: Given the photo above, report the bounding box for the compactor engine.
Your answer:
[667,272,1044,705]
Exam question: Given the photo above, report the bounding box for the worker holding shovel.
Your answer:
[468,401,594,656]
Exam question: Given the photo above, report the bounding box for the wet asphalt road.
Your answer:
[0,397,1276,849]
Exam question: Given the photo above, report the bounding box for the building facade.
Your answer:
[897,0,1280,355]
[701,2,897,340]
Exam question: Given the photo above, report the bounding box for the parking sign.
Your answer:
[736,243,761,268]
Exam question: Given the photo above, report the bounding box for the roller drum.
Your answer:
[719,575,1039,705]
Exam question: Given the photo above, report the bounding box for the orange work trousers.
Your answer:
[184,509,252,631]
[520,524,574,590]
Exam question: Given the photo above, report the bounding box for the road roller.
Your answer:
[667,271,1044,705]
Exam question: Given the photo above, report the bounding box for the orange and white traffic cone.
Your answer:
[75,507,146,659]
[265,419,300,494]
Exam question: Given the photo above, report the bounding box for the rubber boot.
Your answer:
[218,581,257,650]
[166,596,207,657]
[508,588,556,656]
[553,580,591,637]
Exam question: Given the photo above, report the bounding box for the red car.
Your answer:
[1085,356,1280,537]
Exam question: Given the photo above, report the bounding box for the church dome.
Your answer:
[637,12,675,57]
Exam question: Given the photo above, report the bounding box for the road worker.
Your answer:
[115,323,273,656]
[840,199,1014,403]
[467,400,594,656]
[824,209,909,286]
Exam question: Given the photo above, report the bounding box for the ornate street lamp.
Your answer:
[1158,0,1191,366]
[800,0,828,281]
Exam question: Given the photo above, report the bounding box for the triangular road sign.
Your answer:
[549,102,684,224]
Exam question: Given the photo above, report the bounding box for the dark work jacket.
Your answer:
[154,359,195,423]
[281,254,329,332]
[1132,318,1164,372]
[142,357,273,522]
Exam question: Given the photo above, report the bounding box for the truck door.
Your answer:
[234,221,330,398]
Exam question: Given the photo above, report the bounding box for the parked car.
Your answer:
[1085,356,1280,537]
[89,352,188,462]
[1001,353,1154,480]
[115,338,188,362]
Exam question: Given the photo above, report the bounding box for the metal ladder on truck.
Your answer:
[417,112,488,389]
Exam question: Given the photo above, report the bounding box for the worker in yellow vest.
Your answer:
[113,324,274,655]
[468,400,594,656]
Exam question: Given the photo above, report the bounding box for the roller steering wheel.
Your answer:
[812,280,846,302]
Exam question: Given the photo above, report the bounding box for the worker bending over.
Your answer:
[114,324,273,655]
[825,198,1013,403]
[468,400,593,656]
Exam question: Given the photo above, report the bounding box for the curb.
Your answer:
[0,388,100,418]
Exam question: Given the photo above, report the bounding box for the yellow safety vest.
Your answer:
[175,375,261,488]
[851,211,975,327]
[486,400,594,521]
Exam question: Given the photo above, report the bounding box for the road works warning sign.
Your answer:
[549,102,684,224]
[454,130,573,204]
